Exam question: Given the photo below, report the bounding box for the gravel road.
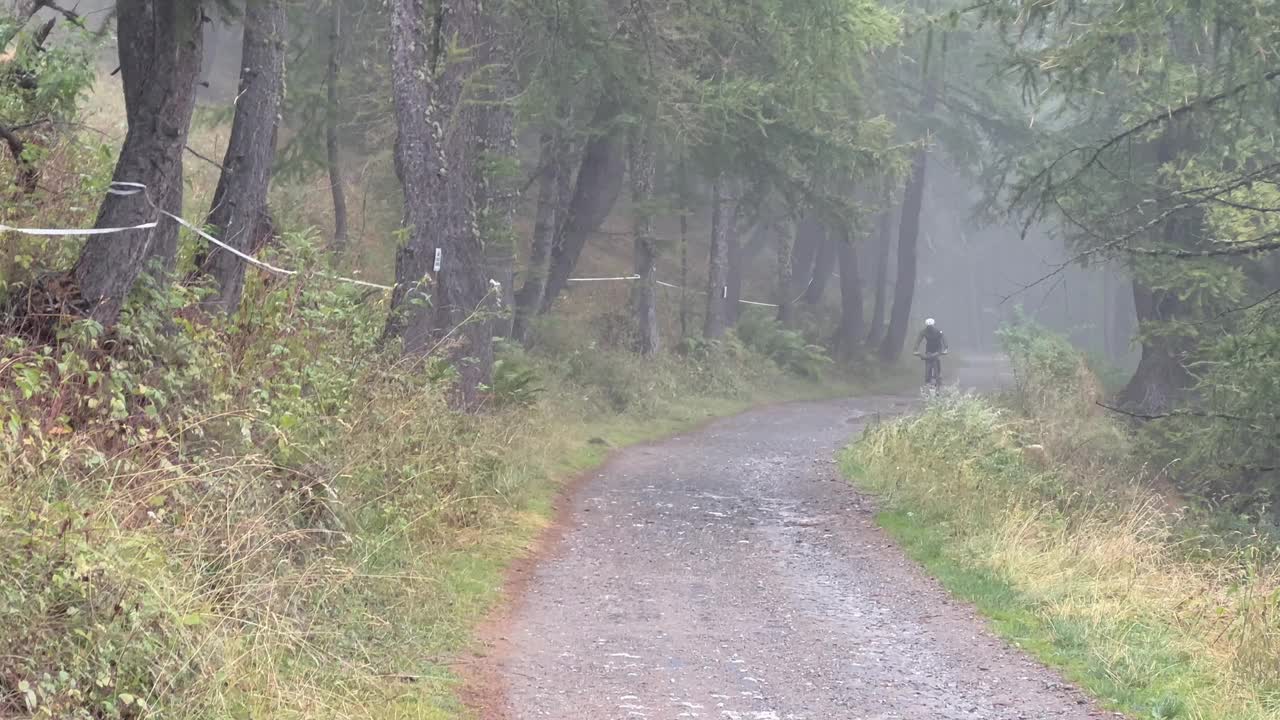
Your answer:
[470,357,1111,719]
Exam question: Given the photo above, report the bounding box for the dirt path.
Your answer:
[468,357,1109,719]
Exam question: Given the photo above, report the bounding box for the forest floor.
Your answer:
[463,356,1119,719]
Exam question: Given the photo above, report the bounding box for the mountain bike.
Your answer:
[914,349,947,392]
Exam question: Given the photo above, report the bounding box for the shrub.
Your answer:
[490,341,544,408]
[735,309,832,378]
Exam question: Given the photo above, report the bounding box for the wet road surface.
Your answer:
[479,358,1109,719]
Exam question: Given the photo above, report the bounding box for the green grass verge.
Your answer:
[871,509,1205,719]
[840,395,1280,720]
[375,374,884,718]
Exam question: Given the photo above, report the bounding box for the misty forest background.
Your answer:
[2,0,1279,717]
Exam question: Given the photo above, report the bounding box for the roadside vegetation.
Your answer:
[2,0,915,714]
[1,251,885,718]
[5,0,1280,714]
[844,321,1280,720]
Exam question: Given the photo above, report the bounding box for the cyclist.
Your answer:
[912,318,949,387]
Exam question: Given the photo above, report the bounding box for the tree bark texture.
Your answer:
[879,149,926,362]
[539,98,625,313]
[629,127,660,356]
[511,127,566,342]
[834,229,865,361]
[865,204,894,346]
[880,27,939,362]
[680,203,691,338]
[198,0,286,314]
[146,164,185,278]
[703,179,733,339]
[804,229,837,304]
[70,0,204,326]
[728,223,769,324]
[326,0,349,250]
[476,25,518,338]
[776,220,796,326]
[386,0,494,403]
[1120,278,1194,411]
[1119,122,1201,411]
[789,215,823,301]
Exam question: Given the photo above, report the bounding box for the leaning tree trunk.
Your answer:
[326,0,349,251]
[197,0,286,314]
[789,215,824,301]
[833,228,865,361]
[540,98,625,313]
[629,127,660,356]
[880,27,939,362]
[879,150,927,362]
[477,34,518,338]
[70,0,203,327]
[776,219,796,326]
[512,117,571,342]
[804,229,837,304]
[386,0,494,403]
[865,205,894,346]
[703,178,733,339]
[1119,122,1201,411]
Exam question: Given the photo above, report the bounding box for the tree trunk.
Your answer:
[70,0,204,327]
[804,229,837,304]
[728,223,768,323]
[880,27,939,362]
[477,32,517,338]
[865,204,893,346]
[1119,123,1201,411]
[1111,271,1135,360]
[512,118,570,342]
[879,149,927,362]
[776,220,796,326]
[385,0,493,403]
[326,0,349,251]
[703,178,733,339]
[540,98,625,313]
[789,215,823,301]
[680,201,691,338]
[197,0,286,314]
[629,127,660,356]
[834,229,865,361]
[146,163,185,278]
[1120,279,1194,410]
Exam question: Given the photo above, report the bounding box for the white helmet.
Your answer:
[925,318,936,327]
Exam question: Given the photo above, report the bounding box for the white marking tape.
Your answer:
[159,206,394,291]
[568,274,641,282]
[1,220,159,236]
[2,181,393,292]
[655,279,778,307]
[3,182,781,303]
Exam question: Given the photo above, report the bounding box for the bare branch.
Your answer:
[0,123,39,192]
[1014,69,1280,211]
[1096,401,1280,436]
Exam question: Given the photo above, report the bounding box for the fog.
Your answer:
[912,160,1138,369]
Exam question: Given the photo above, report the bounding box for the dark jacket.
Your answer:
[915,326,947,354]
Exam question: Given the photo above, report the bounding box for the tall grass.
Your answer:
[843,321,1280,720]
[0,221,869,717]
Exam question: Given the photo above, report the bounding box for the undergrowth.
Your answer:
[842,318,1280,720]
[0,227,867,718]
